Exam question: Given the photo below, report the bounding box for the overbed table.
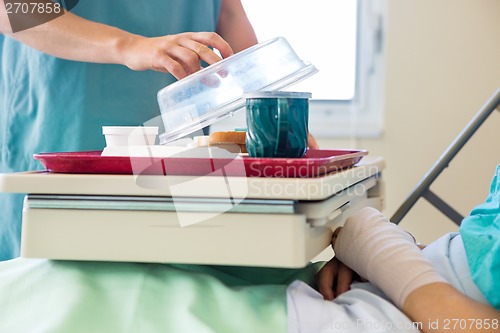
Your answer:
[0,157,385,268]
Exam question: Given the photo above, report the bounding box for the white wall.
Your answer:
[318,0,500,244]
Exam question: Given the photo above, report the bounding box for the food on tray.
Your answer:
[191,136,210,147]
[208,131,247,153]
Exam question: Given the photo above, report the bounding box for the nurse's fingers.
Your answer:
[153,55,189,79]
[122,35,190,78]
[179,39,223,66]
[188,31,234,60]
[161,43,204,77]
[123,32,234,79]
[155,32,233,78]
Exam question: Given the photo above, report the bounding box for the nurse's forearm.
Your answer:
[4,10,137,66]
[1,2,234,79]
[404,283,500,333]
[217,0,258,52]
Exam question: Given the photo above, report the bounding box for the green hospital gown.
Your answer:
[0,0,222,260]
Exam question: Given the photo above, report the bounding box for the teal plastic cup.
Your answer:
[245,91,311,158]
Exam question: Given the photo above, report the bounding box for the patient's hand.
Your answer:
[316,257,358,300]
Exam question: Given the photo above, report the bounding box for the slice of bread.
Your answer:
[208,131,247,153]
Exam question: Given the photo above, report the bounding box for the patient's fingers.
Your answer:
[331,227,341,247]
[316,258,338,301]
[335,262,354,296]
[316,257,357,300]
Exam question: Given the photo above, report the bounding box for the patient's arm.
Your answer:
[324,207,500,333]
[332,207,448,308]
[404,283,500,333]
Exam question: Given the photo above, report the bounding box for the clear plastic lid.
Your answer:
[157,37,317,144]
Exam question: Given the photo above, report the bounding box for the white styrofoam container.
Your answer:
[102,126,158,147]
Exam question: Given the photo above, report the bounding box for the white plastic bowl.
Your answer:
[102,126,158,147]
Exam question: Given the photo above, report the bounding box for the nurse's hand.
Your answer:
[122,32,234,79]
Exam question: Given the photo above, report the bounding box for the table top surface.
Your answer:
[0,157,384,201]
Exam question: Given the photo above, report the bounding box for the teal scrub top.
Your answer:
[0,0,222,260]
[460,164,500,310]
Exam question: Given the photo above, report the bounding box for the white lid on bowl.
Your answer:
[157,37,318,144]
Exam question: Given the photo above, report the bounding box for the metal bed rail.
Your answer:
[391,88,500,225]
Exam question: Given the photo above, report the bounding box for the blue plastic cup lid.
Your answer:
[244,91,312,99]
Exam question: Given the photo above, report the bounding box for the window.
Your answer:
[211,0,386,138]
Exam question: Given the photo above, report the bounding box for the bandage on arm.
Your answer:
[333,207,448,308]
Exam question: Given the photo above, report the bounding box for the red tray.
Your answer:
[33,149,368,178]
